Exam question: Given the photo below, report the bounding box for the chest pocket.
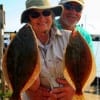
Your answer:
[46,42,64,79]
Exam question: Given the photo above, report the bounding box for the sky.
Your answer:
[0,0,100,34]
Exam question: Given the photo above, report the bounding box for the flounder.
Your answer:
[64,31,96,100]
[2,24,41,100]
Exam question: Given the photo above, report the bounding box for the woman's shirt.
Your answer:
[38,27,71,89]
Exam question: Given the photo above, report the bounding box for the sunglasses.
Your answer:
[63,3,82,12]
[29,10,51,18]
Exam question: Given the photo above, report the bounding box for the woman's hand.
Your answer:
[50,78,75,100]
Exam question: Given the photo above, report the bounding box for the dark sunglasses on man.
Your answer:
[63,3,82,12]
[29,10,51,18]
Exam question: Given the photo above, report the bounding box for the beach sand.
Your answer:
[84,93,100,100]
[83,85,100,100]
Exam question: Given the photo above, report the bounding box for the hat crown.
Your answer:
[26,0,51,8]
[21,0,63,23]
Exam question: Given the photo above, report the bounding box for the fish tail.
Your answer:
[10,92,21,100]
[72,93,85,100]
[72,94,86,100]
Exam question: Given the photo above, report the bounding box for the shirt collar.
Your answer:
[51,26,62,36]
[37,27,62,48]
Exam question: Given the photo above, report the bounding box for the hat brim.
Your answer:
[21,5,63,23]
[59,0,84,6]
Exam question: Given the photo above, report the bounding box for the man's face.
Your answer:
[61,2,83,27]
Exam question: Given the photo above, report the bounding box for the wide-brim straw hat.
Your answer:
[21,0,63,23]
[59,0,84,6]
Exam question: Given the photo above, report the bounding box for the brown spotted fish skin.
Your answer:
[64,31,92,95]
[3,24,39,100]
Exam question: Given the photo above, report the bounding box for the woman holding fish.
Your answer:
[20,0,76,99]
[2,0,96,100]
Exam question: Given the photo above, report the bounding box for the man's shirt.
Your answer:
[55,19,94,52]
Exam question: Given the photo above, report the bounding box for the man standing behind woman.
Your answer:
[56,0,94,51]
[21,0,75,100]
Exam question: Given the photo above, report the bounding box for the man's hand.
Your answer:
[27,84,57,100]
[50,78,75,100]
[26,78,75,100]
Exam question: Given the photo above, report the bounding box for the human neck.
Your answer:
[63,25,74,31]
[60,19,77,36]
[60,19,75,31]
[36,31,50,45]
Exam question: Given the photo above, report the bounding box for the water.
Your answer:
[93,41,100,77]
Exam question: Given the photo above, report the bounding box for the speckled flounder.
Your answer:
[64,31,96,97]
[2,24,41,100]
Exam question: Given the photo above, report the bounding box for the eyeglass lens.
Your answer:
[63,3,82,12]
[29,10,51,18]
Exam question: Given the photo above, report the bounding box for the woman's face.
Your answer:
[29,9,53,34]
